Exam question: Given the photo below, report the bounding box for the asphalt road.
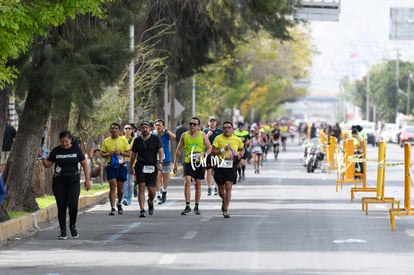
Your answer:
[1,140,414,275]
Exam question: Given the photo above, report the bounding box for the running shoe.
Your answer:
[194,206,201,215]
[148,200,154,215]
[117,204,123,215]
[161,191,167,203]
[133,185,138,198]
[207,188,212,196]
[58,232,67,240]
[214,187,218,196]
[109,207,116,216]
[157,195,163,205]
[223,211,230,218]
[139,209,146,218]
[122,199,128,206]
[70,225,79,238]
[181,205,191,215]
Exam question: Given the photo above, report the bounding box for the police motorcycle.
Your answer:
[302,138,325,173]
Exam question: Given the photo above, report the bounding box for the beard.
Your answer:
[141,130,149,137]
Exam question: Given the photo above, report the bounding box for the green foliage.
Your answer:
[347,60,414,123]
[70,86,127,142]
[0,0,108,89]
[194,26,312,123]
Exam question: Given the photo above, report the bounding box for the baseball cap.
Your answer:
[140,121,151,127]
[208,116,216,121]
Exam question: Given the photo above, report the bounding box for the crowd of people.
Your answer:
[3,115,346,240]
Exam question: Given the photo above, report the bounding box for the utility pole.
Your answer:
[366,71,370,121]
[129,24,135,122]
[408,72,412,115]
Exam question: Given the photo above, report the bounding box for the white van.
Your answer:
[381,123,398,143]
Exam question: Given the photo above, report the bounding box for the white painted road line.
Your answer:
[182,231,197,239]
[108,222,141,240]
[158,254,176,265]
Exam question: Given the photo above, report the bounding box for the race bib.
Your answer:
[118,155,124,165]
[143,165,155,174]
[252,146,262,154]
[272,138,279,144]
[220,159,233,168]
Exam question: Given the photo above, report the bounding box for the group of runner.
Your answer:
[42,117,300,240]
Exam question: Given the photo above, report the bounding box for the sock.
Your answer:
[195,203,199,208]
[186,202,190,206]
[242,165,246,176]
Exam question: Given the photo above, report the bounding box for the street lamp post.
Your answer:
[408,72,412,115]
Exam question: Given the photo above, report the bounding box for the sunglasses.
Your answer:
[124,127,131,130]
[189,122,198,126]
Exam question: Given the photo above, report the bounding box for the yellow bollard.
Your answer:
[350,140,374,201]
[389,142,412,231]
[362,141,400,215]
[335,138,359,192]
[404,143,411,211]
[327,136,337,174]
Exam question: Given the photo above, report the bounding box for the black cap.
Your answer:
[140,121,151,127]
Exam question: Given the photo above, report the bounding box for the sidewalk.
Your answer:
[0,165,184,242]
[0,190,109,242]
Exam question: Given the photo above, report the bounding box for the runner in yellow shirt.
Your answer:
[211,121,244,218]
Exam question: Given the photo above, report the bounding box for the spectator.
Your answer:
[1,120,16,174]
[91,149,103,178]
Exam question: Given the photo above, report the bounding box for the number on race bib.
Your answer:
[143,165,155,173]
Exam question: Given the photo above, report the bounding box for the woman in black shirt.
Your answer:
[42,131,91,240]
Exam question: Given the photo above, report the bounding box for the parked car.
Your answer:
[399,126,414,147]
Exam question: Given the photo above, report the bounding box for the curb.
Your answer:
[0,190,109,242]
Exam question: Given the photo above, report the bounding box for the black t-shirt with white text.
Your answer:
[131,134,162,170]
[48,145,85,177]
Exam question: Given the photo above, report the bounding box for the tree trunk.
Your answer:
[0,85,11,220]
[43,115,69,195]
[3,46,52,212]
[0,85,11,152]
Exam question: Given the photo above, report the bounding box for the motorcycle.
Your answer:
[302,138,325,173]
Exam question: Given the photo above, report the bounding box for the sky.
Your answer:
[308,0,414,95]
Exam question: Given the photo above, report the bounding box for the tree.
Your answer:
[139,0,298,128]
[350,61,414,123]
[2,2,132,218]
[193,26,312,123]
[0,0,106,89]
